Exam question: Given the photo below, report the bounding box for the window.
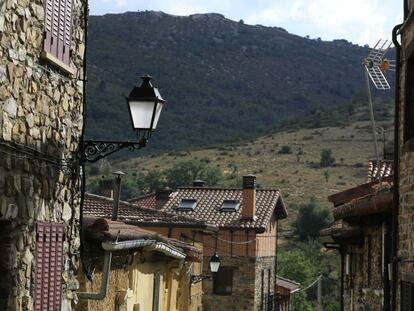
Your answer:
[213,267,233,295]
[177,199,197,211]
[404,49,414,147]
[34,223,65,311]
[401,281,414,311]
[220,200,240,212]
[42,0,74,72]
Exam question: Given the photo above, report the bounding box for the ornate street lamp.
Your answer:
[209,252,221,273]
[81,75,165,163]
[190,252,221,284]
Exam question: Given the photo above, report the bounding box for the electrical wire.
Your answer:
[0,140,75,173]
[297,274,322,292]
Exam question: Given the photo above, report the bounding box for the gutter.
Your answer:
[391,22,403,311]
[77,239,185,300]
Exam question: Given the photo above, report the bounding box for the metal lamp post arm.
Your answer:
[81,138,147,163]
[190,274,212,284]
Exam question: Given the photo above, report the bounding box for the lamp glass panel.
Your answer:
[152,102,164,130]
[210,261,220,273]
[129,100,156,130]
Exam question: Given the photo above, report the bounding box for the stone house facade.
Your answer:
[394,1,414,309]
[0,0,86,309]
[161,175,288,311]
[320,161,393,311]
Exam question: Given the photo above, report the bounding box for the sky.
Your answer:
[89,0,403,46]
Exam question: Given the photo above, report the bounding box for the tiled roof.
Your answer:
[276,276,301,292]
[366,160,393,182]
[83,217,202,261]
[84,193,214,229]
[162,187,287,231]
[127,193,157,209]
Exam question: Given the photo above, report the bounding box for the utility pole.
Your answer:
[317,275,322,311]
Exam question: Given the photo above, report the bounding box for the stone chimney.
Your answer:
[99,179,113,198]
[192,180,205,187]
[242,175,256,219]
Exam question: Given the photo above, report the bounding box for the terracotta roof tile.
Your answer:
[84,193,213,229]
[162,187,287,231]
[127,193,157,209]
[366,160,393,182]
[276,276,301,291]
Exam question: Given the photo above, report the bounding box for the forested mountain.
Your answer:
[86,11,383,153]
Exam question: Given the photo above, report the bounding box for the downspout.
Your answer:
[77,240,185,300]
[391,22,402,311]
[77,251,113,300]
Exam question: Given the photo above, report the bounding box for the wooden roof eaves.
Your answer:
[328,175,393,207]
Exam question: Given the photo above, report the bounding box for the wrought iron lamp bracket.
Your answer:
[190,274,212,284]
[81,138,147,163]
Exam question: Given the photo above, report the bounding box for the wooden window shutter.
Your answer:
[35,223,65,311]
[43,0,73,65]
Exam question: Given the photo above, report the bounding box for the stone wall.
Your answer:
[0,0,85,309]
[342,227,385,311]
[202,256,256,311]
[398,10,414,311]
[202,256,275,311]
[254,257,275,311]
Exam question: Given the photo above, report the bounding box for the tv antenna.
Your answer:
[363,39,394,170]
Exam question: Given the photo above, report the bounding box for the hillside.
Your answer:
[86,102,394,235]
[85,11,390,153]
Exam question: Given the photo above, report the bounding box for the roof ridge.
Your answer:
[177,187,281,192]
[276,275,301,286]
[127,192,156,201]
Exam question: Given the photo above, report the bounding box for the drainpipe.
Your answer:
[391,22,402,311]
[77,240,185,300]
[77,251,113,300]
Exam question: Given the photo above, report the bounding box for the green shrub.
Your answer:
[320,149,335,167]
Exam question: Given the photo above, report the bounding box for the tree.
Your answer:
[278,249,317,311]
[165,159,224,189]
[320,149,335,167]
[278,145,292,154]
[293,199,332,241]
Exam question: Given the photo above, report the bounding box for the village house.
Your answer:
[393,1,414,309]
[320,161,394,311]
[82,192,218,311]
[0,0,86,309]
[161,175,288,311]
[77,217,203,311]
[275,276,301,311]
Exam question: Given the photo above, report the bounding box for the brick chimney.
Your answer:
[242,175,256,219]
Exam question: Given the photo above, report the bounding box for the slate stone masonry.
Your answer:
[202,256,275,311]
[0,0,85,309]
